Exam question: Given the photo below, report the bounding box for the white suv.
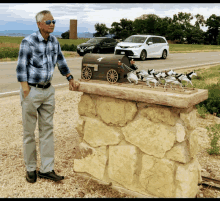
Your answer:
[114,35,169,61]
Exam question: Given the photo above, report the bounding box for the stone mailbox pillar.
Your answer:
[69,19,77,39]
[73,80,208,198]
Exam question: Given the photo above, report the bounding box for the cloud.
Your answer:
[0,3,220,33]
[84,7,156,28]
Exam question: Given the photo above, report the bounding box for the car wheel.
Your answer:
[161,50,167,59]
[96,48,101,54]
[140,50,146,61]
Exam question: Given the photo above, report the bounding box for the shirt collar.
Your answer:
[37,30,52,42]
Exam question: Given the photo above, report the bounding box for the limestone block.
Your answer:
[175,159,199,197]
[165,142,190,164]
[139,106,178,126]
[139,155,175,197]
[176,123,186,143]
[75,117,85,138]
[108,145,138,187]
[180,109,197,130]
[83,117,122,147]
[125,101,138,123]
[194,127,209,150]
[78,94,96,117]
[73,145,107,180]
[122,118,176,158]
[77,81,208,108]
[188,130,199,158]
[96,96,137,126]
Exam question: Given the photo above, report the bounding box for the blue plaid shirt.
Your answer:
[16,30,70,84]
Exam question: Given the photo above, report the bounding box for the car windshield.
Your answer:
[123,36,147,43]
[86,38,105,43]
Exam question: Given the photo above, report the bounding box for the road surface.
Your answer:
[0,52,220,94]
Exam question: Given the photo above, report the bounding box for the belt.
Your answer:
[28,82,51,89]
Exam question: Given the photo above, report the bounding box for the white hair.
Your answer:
[35,10,52,23]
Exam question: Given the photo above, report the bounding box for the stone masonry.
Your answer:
[73,91,204,198]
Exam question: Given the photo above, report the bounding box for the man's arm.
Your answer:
[16,40,31,98]
[56,42,71,76]
[56,42,80,90]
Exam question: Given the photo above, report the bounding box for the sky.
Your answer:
[0,3,220,33]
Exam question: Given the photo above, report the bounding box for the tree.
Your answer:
[186,26,205,44]
[110,18,134,40]
[93,23,109,37]
[195,14,206,29]
[109,22,121,39]
[158,16,173,39]
[120,18,134,38]
[205,14,220,45]
[132,18,148,35]
[133,14,162,35]
[61,30,69,39]
[167,12,194,43]
[167,23,185,42]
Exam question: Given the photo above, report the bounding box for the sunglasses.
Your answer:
[44,20,56,25]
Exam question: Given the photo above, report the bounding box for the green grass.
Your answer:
[206,123,220,155]
[180,65,220,89]
[0,36,89,59]
[0,36,89,46]
[58,38,89,46]
[169,44,220,53]
[0,36,24,44]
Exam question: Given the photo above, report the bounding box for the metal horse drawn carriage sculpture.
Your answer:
[81,53,197,92]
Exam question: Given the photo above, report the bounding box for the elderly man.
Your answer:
[16,10,80,183]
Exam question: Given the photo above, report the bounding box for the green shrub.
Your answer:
[206,124,220,155]
[61,30,69,39]
[0,48,19,59]
[197,83,220,117]
[60,44,77,51]
[196,104,209,119]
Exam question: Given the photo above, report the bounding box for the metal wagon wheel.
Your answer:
[106,69,119,84]
[81,66,92,80]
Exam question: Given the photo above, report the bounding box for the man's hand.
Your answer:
[69,79,80,91]
[23,89,31,99]
[20,81,31,99]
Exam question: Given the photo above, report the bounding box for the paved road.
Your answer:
[0,51,220,94]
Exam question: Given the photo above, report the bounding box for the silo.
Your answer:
[69,19,77,39]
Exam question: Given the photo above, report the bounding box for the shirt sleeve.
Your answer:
[56,42,71,76]
[16,39,31,82]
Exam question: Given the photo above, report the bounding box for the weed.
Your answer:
[196,104,209,119]
[206,124,220,155]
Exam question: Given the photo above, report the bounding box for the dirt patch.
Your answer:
[205,77,219,86]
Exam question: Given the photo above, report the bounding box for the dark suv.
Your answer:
[76,37,118,56]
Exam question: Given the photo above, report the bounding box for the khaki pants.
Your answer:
[20,85,55,173]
